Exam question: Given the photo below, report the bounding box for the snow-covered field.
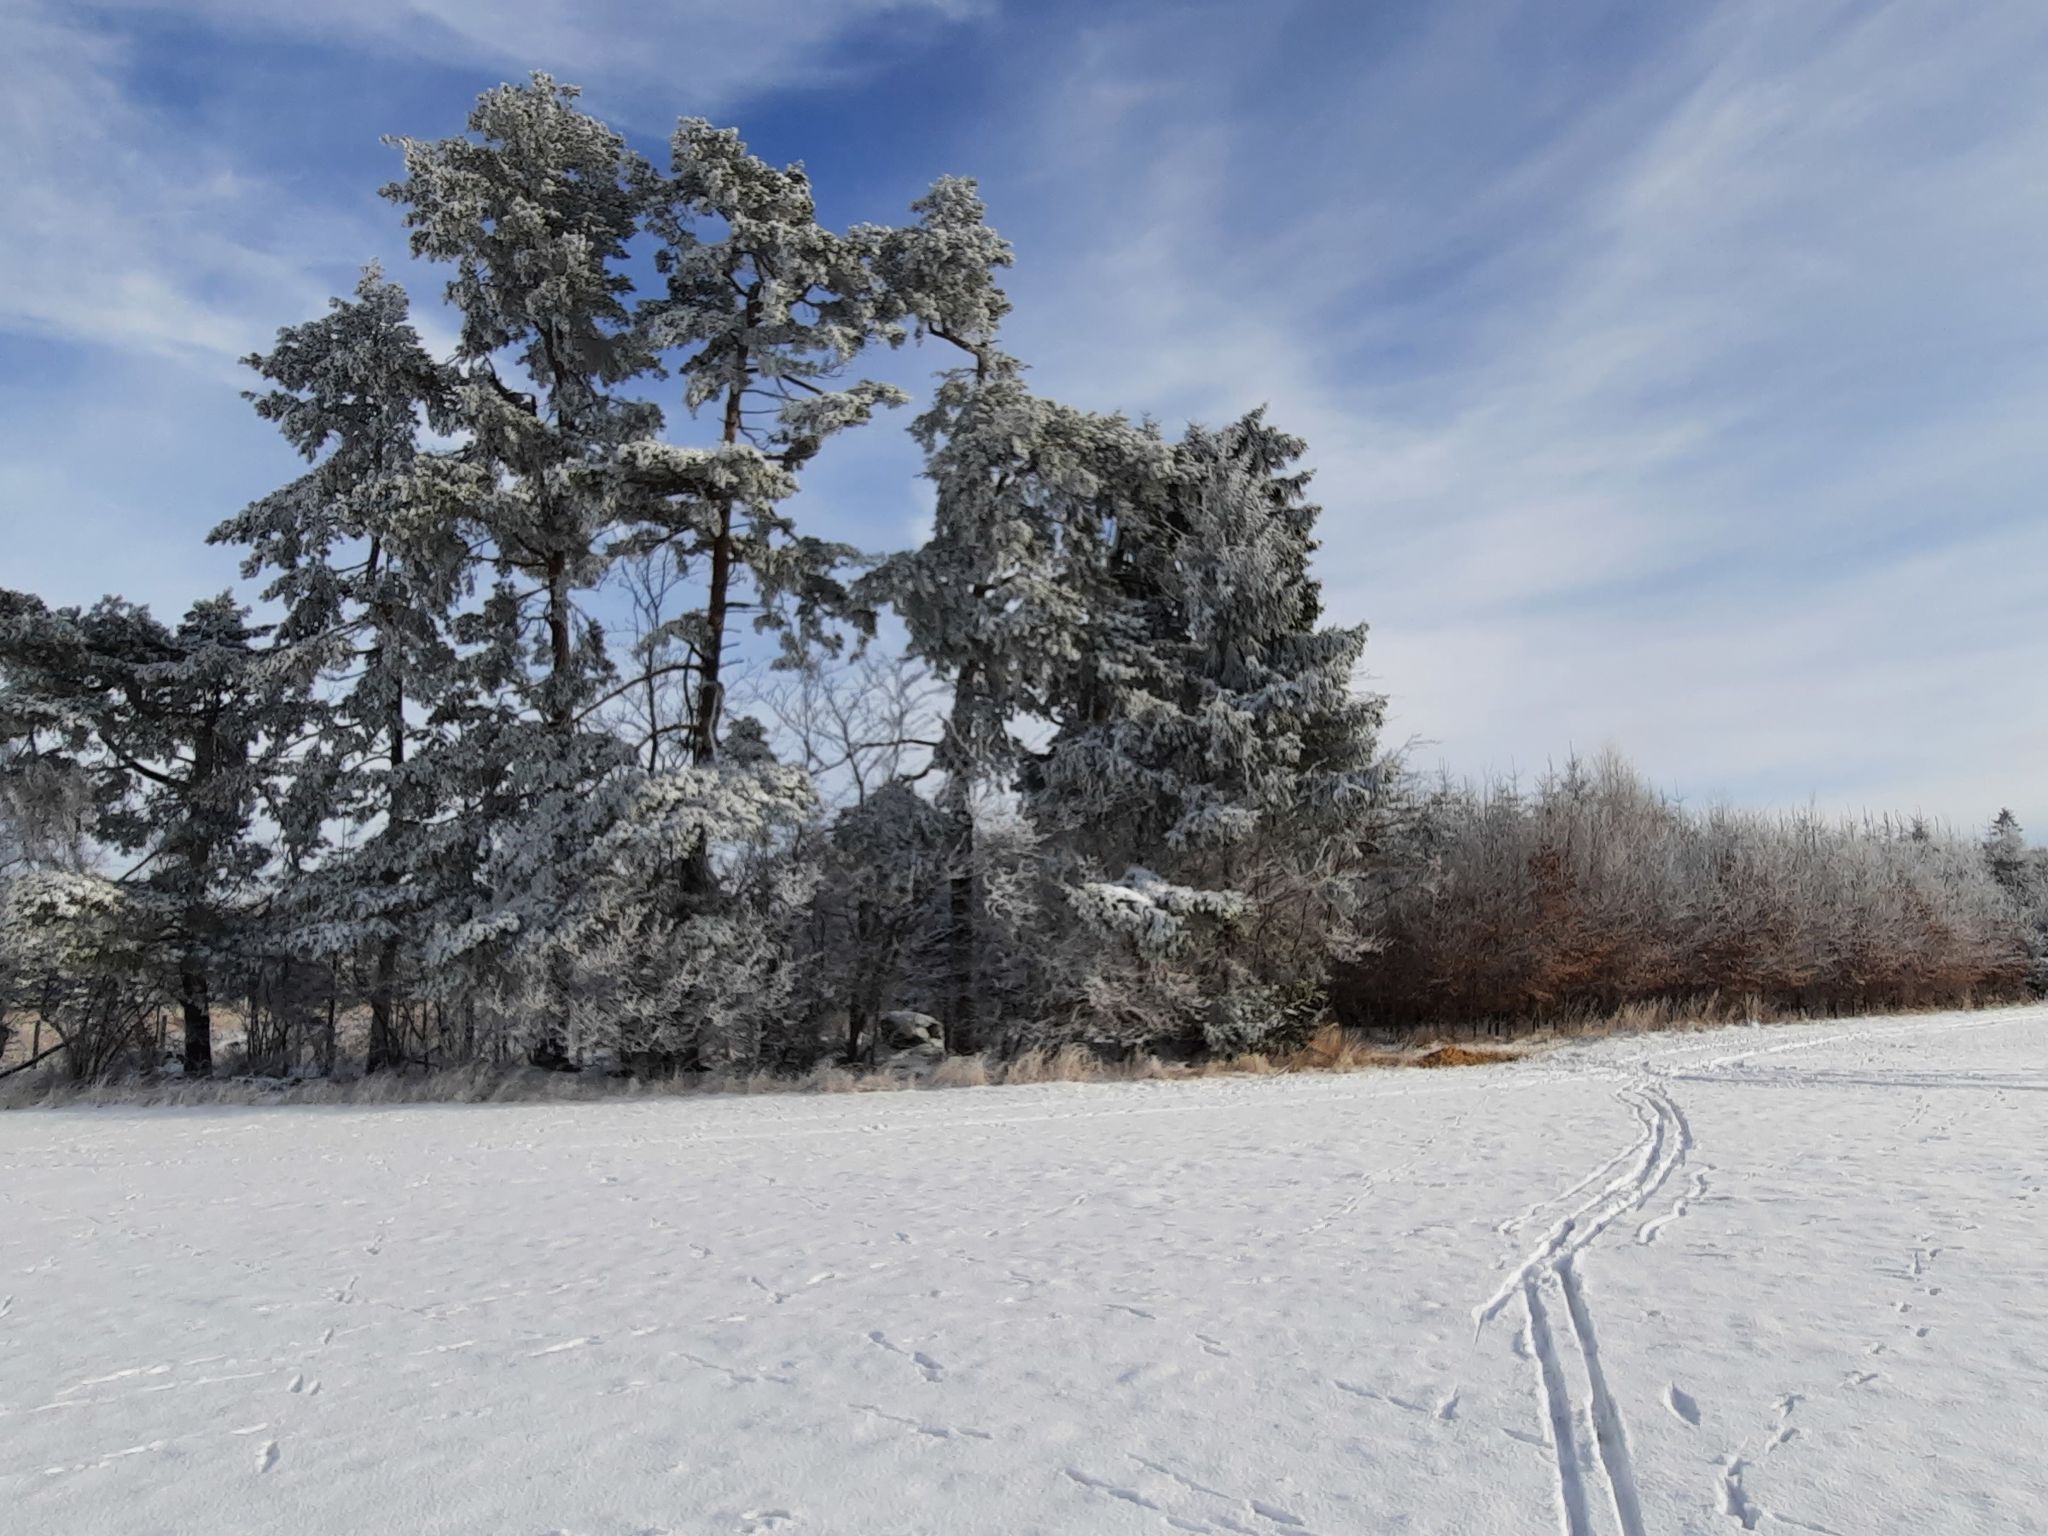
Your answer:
[2,1009,2044,1535]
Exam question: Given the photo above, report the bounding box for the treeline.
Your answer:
[1,77,2041,1088]
[1343,761,2046,1030]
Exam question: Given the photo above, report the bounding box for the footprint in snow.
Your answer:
[867,1331,944,1381]
[256,1440,279,1473]
[528,1336,599,1357]
[1666,1384,1701,1425]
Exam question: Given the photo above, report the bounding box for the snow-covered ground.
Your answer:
[2,1008,2044,1535]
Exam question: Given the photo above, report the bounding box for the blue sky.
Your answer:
[5,0,2044,829]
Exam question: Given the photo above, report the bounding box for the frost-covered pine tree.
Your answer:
[381,76,667,1063]
[1033,410,1385,1052]
[865,178,1170,1047]
[632,119,916,773]
[374,79,947,1068]
[212,266,465,1070]
[0,593,304,1073]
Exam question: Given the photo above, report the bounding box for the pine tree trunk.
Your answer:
[367,569,408,1075]
[367,939,403,1072]
[691,492,732,771]
[690,377,745,771]
[939,674,980,1055]
[180,958,212,1077]
[528,548,578,1071]
[946,820,976,1055]
[680,378,745,909]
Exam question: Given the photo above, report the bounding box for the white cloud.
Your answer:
[0,0,974,627]
[989,0,2048,827]
[78,0,985,118]
[0,4,363,369]
[4,0,2042,830]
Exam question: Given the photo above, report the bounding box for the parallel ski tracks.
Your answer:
[1477,1079,1691,1536]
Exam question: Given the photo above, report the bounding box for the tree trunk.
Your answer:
[180,958,212,1077]
[690,492,733,769]
[545,553,574,730]
[938,674,981,1055]
[526,549,579,1071]
[690,377,746,769]
[367,938,403,1072]
[679,378,746,906]
[368,582,408,1075]
[945,816,976,1055]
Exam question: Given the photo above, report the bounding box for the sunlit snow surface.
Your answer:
[3,1008,2044,1534]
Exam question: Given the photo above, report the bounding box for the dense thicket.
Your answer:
[1343,758,2042,1030]
[1,78,2039,1086]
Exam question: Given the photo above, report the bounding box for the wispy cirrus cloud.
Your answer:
[1,4,347,366]
[983,0,2048,825]
[0,0,977,605]
[76,0,988,118]
[1,0,2041,826]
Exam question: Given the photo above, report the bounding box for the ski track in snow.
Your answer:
[1477,1079,1687,1536]
[0,1006,2042,1533]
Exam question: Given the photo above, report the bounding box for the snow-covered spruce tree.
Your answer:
[0,592,306,1074]
[211,266,465,1072]
[1984,809,2028,892]
[1983,810,2048,992]
[801,780,953,1062]
[1030,410,1385,1054]
[865,178,1169,1048]
[541,719,821,1073]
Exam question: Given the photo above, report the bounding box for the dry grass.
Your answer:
[39,995,2048,1110]
[927,1054,992,1089]
[1412,1044,1518,1069]
[0,1033,1526,1109]
[1000,1045,1104,1084]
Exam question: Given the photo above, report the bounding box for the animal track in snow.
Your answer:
[1637,1169,1711,1245]
[256,1439,279,1473]
[1332,1379,1431,1416]
[1667,1384,1701,1425]
[867,1331,945,1380]
[1065,1468,1161,1510]
[1721,1457,1761,1529]
[678,1351,794,1387]
[849,1403,991,1440]
[1128,1455,1232,1500]
[527,1335,599,1357]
